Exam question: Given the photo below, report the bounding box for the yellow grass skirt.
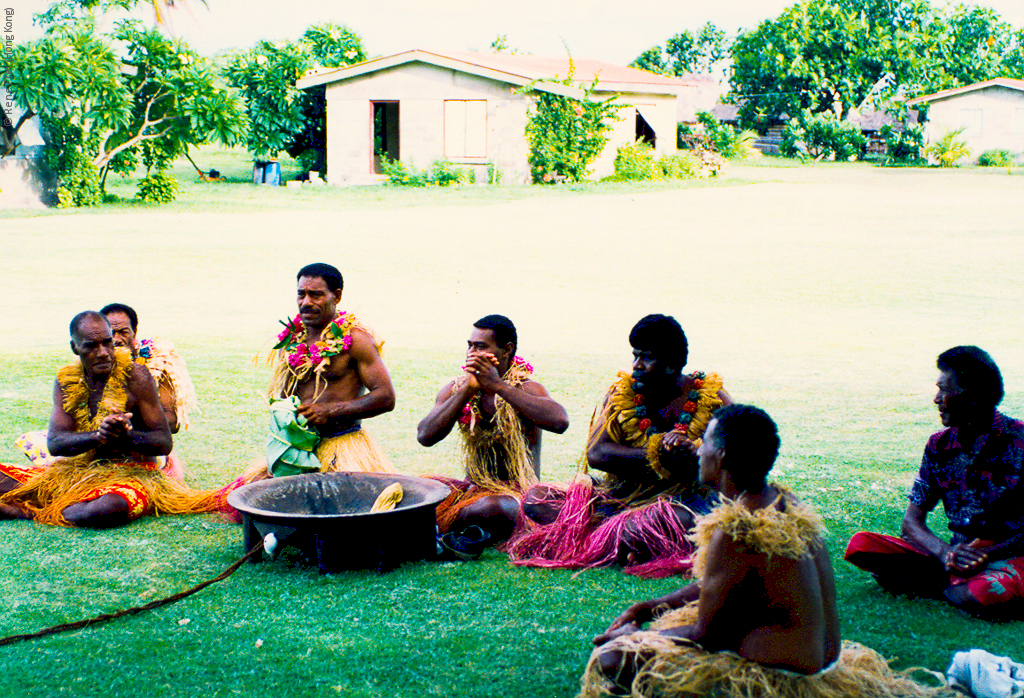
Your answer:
[0,458,221,527]
[581,618,950,698]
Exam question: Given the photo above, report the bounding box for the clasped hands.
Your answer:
[943,538,992,573]
[661,428,699,457]
[97,412,133,444]
[463,353,501,392]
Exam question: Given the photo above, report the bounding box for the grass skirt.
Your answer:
[581,629,950,698]
[0,458,220,526]
[427,475,523,534]
[507,479,696,578]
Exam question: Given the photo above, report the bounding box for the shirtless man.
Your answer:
[257,263,396,478]
[587,405,841,696]
[417,315,568,546]
[0,312,190,528]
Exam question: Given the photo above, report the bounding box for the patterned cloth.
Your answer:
[908,411,1024,545]
[1,460,156,519]
[845,532,1024,607]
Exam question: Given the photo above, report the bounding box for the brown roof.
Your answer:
[906,77,1024,105]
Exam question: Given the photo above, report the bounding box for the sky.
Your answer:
[7,0,1024,65]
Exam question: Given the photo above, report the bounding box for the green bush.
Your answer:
[135,171,180,203]
[381,158,430,187]
[880,123,925,166]
[977,149,1014,167]
[694,112,762,159]
[781,112,865,161]
[522,58,620,184]
[659,151,722,179]
[612,140,662,181]
[430,160,474,186]
[381,158,472,186]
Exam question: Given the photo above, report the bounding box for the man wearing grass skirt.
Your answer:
[0,311,218,527]
[509,315,730,577]
[225,263,396,494]
[845,346,1024,618]
[14,302,197,482]
[584,405,940,698]
[417,314,569,549]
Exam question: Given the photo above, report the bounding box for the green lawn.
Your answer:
[1,154,1022,696]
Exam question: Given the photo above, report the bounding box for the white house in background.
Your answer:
[1,88,56,208]
[295,49,700,185]
[906,78,1024,162]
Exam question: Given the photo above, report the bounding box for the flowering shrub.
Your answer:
[521,58,620,183]
[781,111,865,161]
[660,151,722,179]
[880,123,925,166]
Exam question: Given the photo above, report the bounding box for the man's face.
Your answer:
[631,347,676,386]
[935,369,972,428]
[72,317,116,376]
[105,311,137,358]
[467,327,509,370]
[697,419,724,487]
[297,276,341,328]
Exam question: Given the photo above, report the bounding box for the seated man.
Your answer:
[509,314,729,577]
[585,406,928,698]
[845,346,1024,618]
[14,302,197,481]
[0,312,217,528]
[228,263,396,489]
[417,315,568,547]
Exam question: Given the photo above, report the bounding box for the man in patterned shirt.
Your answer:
[845,346,1024,617]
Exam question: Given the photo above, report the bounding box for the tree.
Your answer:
[630,23,727,77]
[225,24,366,169]
[4,0,244,205]
[727,0,1024,129]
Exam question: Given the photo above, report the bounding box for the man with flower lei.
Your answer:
[0,312,218,527]
[12,303,198,482]
[417,314,569,548]
[509,314,731,578]
[225,264,396,492]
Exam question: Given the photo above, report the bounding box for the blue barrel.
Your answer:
[263,161,281,186]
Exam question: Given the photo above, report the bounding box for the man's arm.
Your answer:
[417,378,476,446]
[47,379,107,456]
[594,582,700,646]
[469,354,569,434]
[120,364,173,456]
[158,379,180,433]
[297,329,397,424]
[899,502,992,573]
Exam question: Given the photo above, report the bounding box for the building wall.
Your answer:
[591,93,680,178]
[922,86,1024,162]
[324,63,532,184]
[322,63,682,184]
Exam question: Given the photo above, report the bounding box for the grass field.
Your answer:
[1,151,1022,696]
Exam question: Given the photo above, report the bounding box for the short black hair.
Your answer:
[100,303,139,333]
[937,346,1003,409]
[629,314,688,368]
[70,311,109,343]
[709,404,780,493]
[474,315,517,356]
[297,263,343,293]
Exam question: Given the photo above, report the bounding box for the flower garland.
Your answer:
[600,369,725,478]
[270,312,357,399]
[132,337,199,429]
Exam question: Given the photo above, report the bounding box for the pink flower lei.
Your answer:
[274,312,355,372]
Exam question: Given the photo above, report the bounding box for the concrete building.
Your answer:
[1,88,56,208]
[296,49,699,185]
[907,78,1024,163]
